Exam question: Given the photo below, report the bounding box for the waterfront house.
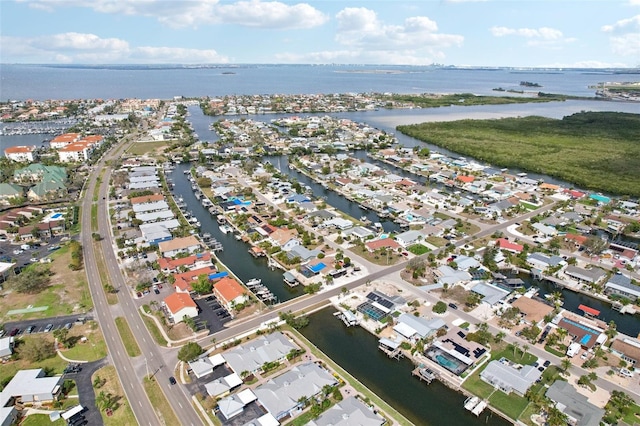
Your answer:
[158,235,202,258]
[212,277,249,312]
[139,221,177,245]
[222,332,298,375]
[564,265,606,285]
[545,381,604,426]
[172,265,217,293]
[308,396,385,426]
[393,313,446,341]
[434,265,472,288]
[480,359,542,396]
[470,282,511,306]
[511,297,554,325]
[286,245,321,263]
[604,272,640,301]
[556,316,606,350]
[268,227,300,251]
[130,193,165,205]
[343,226,375,241]
[159,252,213,274]
[526,253,566,271]
[163,292,198,323]
[254,362,337,421]
[426,327,487,375]
[4,145,37,162]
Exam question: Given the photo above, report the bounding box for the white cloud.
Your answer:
[601,14,640,32]
[0,33,228,63]
[214,0,328,28]
[490,26,563,40]
[334,7,463,59]
[609,33,640,57]
[629,0,640,6]
[19,0,327,29]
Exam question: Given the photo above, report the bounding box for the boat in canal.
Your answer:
[219,224,232,234]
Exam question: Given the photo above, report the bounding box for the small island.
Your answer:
[520,81,542,87]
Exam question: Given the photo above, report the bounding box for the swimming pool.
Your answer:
[435,353,466,374]
[379,234,389,239]
[51,213,62,219]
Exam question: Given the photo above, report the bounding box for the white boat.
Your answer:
[464,396,479,411]
[234,232,242,240]
[471,400,487,416]
[216,215,226,225]
[246,278,262,287]
[219,224,232,234]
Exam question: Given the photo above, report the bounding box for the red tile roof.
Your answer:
[456,175,475,184]
[213,277,247,304]
[130,193,165,205]
[365,238,401,251]
[173,265,216,292]
[164,292,196,314]
[159,252,212,272]
[496,238,523,253]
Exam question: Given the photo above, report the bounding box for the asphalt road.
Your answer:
[88,146,203,424]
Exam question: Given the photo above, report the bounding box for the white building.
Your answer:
[4,145,37,162]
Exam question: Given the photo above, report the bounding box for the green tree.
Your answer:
[19,337,56,362]
[53,328,69,348]
[191,274,212,295]
[177,342,204,362]
[432,301,447,314]
[9,264,51,294]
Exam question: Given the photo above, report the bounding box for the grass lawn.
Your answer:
[489,390,529,420]
[492,345,537,365]
[407,244,430,255]
[349,245,403,266]
[462,371,496,399]
[60,321,108,362]
[92,365,136,426]
[397,112,640,197]
[115,317,142,357]
[126,141,170,156]
[622,403,640,424]
[142,315,168,346]
[21,414,65,426]
[0,244,92,321]
[0,337,68,385]
[143,376,180,426]
[426,236,448,247]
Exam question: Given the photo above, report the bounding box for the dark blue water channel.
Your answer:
[169,163,304,302]
[301,307,512,426]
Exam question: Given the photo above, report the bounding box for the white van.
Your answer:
[620,368,634,378]
[567,342,581,357]
[21,244,31,250]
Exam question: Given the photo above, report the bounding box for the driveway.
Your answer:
[194,297,232,335]
[62,357,108,426]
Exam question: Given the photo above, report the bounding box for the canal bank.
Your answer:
[301,307,512,426]
[169,162,305,302]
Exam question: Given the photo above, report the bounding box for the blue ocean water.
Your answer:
[1,63,637,100]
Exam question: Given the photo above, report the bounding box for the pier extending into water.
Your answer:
[412,365,438,384]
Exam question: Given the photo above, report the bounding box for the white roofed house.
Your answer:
[604,272,640,301]
[0,369,63,424]
[564,265,606,285]
[393,313,446,342]
[395,229,426,248]
[308,396,385,426]
[222,332,299,375]
[254,362,337,421]
[480,360,542,396]
[526,253,566,272]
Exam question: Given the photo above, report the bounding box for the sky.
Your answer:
[1,0,639,68]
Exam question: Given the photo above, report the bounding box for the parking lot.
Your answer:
[0,235,68,276]
[194,296,232,334]
[2,313,91,337]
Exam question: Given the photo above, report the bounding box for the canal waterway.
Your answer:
[301,307,512,426]
[516,273,640,337]
[169,162,304,302]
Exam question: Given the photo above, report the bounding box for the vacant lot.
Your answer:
[92,365,136,426]
[0,243,92,321]
[398,112,640,197]
[126,141,170,156]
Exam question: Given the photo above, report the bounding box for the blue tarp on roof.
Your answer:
[208,272,228,280]
[308,262,327,273]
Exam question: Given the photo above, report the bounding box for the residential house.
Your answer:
[545,381,604,426]
[4,145,37,162]
[0,183,24,206]
[434,265,472,287]
[480,360,542,396]
[0,368,62,426]
[163,292,198,323]
[496,238,523,254]
[158,236,202,257]
[58,142,94,163]
[604,272,640,301]
[395,230,426,248]
[564,265,606,285]
[526,253,566,272]
[393,314,446,341]
[217,389,258,420]
[365,238,401,253]
[0,337,14,359]
[268,227,300,251]
[172,266,217,293]
[222,332,298,375]
[610,338,640,368]
[212,277,249,312]
[308,396,385,426]
[254,362,337,421]
[470,282,511,306]
[49,133,80,149]
[159,252,213,274]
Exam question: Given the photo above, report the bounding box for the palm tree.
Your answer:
[522,344,530,359]
[547,406,569,426]
[512,342,520,358]
[494,331,506,344]
[560,358,572,375]
[556,328,568,343]
[606,320,618,340]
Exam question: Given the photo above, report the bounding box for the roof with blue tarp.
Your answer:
[307,262,326,273]
[209,272,229,280]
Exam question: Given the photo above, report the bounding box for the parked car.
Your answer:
[25,325,36,334]
[9,328,19,336]
[44,324,54,333]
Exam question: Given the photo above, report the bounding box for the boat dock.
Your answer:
[378,337,404,360]
[464,396,487,416]
[333,310,359,327]
[412,365,438,384]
